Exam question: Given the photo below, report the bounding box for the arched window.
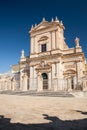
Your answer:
[38,36,48,53]
[42,73,48,79]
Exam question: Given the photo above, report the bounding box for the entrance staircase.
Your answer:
[0,90,74,97]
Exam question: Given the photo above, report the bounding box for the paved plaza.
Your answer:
[0,94,87,130]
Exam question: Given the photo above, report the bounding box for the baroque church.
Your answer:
[0,17,87,92]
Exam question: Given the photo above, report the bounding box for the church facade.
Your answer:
[19,17,87,92]
[0,17,87,92]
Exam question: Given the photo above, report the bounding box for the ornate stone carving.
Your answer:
[36,63,51,73]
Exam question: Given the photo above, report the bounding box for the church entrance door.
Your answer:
[42,73,48,90]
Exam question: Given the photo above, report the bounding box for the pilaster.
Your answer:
[52,64,55,79]
[37,74,43,91]
[35,37,38,53]
[47,32,52,51]
[23,74,28,91]
[20,71,23,91]
[5,81,7,90]
[33,66,37,90]
[55,30,59,49]
[52,31,55,49]
[30,37,34,54]
[29,66,34,90]
[48,72,52,90]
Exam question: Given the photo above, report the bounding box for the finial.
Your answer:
[55,16,59,22]
[51,18,54,22]
[75,37,80,47]
[35,23,37,27]
[60,20,63,25]
[31,25,33,29]
[42,17,46,22]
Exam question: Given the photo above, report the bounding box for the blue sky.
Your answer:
[0,0,87,73]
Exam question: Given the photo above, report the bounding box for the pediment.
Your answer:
[30,21,53,33]
[36,25,48,30]
[30,18,65,34]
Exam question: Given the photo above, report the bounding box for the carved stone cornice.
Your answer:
[29,53,62,62]
[63,52,85,59]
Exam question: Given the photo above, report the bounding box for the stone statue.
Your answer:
[21,49,25,58]
[41,61,45,67]
[75,37,80,47]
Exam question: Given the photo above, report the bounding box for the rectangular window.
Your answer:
[41,44,46,52]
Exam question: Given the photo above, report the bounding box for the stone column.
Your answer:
[12,78,15,91]
[35,37,38,53]
[52,63,56,91]
[52,64,55,79]
[7,80,9,90]
[54,63,58,91]
[57,61,63,90]
[56,30,59,49]
[52,31,55,49]
[48,72,51,90]
[56,63,59,77]
[20,71,23,91]
[29,66,34,90]
[78,61,83,80]
[33,66,37,90]
[54,78,58,91]
[47,33,51,51]
[23,74,28,91]
[37,73,43,91]
[50,32,52,50]
[5,81,7,90]
[9,79,12,90]
[76,61,80,84]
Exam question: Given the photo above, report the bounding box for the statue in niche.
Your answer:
[41,61,45,67]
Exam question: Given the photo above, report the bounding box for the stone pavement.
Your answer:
[0,94,87,130]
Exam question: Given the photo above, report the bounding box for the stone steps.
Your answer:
[0,90,74,97]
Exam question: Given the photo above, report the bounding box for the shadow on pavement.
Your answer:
[76,110,87,115]
[0,112,87,130]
